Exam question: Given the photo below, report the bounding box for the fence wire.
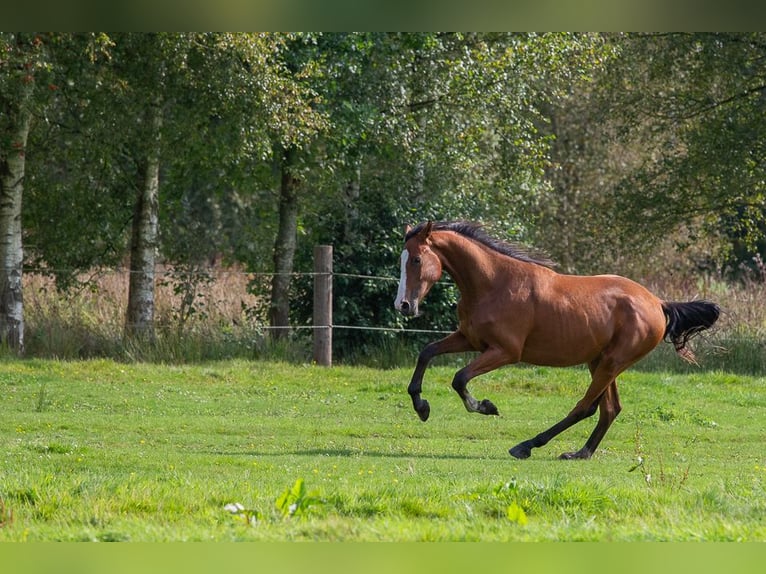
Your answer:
[22,265,454,337]
[257,324,454,335]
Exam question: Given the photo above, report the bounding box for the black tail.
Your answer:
[662,300,720,363]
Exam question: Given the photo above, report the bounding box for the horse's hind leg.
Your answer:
[509,357,621,460]
[408,331,473,421]
[509,398,600,459]
[451,347,513,416]
[559,381,622,460]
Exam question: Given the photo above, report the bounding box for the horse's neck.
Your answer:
[433,232,522,295]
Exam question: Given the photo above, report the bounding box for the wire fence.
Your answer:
[21,263,456,337]
[18,258,766,372]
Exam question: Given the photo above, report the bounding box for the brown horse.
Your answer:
[394,221,720,460]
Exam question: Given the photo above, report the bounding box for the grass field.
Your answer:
[0,358,764,541]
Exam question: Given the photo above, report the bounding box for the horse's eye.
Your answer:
[412,256,421,265]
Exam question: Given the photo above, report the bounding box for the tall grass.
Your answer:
[20,265,766,373]
[22,267,293,363]
[638,272,766,374]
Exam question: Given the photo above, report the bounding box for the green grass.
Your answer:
[0,359,764,541]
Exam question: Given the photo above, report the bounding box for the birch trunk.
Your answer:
[269,147,299,340]
[0,76,32,353]
[125,99,162,339]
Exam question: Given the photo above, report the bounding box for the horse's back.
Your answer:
[550,273,666,335]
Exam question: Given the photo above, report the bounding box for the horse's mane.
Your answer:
[406,221,556,269]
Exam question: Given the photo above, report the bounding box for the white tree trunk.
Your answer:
[125,100,162,339]
[0,78,32,353]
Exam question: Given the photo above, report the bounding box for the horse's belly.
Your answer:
[520,344,597,367]
[517,309,614,365]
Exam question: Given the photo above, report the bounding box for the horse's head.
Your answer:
[394,221,443,317]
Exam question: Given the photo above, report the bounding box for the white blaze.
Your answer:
[394,250,408,309]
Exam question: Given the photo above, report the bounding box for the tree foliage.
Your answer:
[4,32,765,358]
[537,33,766,279]
[288,33,613,354]
[629,33,766,275]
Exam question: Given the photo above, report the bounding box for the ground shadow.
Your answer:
[209,447,516,461]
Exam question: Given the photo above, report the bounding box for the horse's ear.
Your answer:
[404,224,412,236]
[423,221,433,238]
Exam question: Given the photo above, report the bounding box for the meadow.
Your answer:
[1,359,764,541]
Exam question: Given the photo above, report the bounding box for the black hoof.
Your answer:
[416,400,430,422]
[559,449,591,460]
[479,399,499,416]
[509,442,532,459]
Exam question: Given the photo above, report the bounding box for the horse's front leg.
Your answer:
[451,347,514,416]
[408,331,473,421]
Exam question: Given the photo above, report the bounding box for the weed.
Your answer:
[35,382,49,413]
[275,478,322,519]
[224,502,262,526]
[629,420,691,490]
[0,499,12,528]
[506,501,528,526]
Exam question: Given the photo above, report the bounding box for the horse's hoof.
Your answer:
[479,399,499,416]
[559,449,591,460]
[416,400,430,422]
[509,443,531,459]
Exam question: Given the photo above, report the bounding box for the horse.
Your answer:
[394,220,720,460]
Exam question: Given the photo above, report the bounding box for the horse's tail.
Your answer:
[661,300,720,364]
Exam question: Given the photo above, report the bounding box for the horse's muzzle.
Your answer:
[397,300,419,317]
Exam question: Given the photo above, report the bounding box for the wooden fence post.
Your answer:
[313,245,332,366]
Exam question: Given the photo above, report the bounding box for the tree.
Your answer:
[0,33,47,352]
[638,33,766,276]
[24,34,134,287]
[24,33,326,342]
[540,33,766,278]
[533,51,627,275]
[290,33,612,356]
[22,33,171,341]
[126,87,162,339]
[268,146,301,338]
[110,34,181,339]
[250,34,328,340]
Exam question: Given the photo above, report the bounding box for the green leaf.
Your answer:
[506,501,528,526]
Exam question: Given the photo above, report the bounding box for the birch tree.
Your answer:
[0,33,43,352]
[125,93,163,338]
[117,34,167,339]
